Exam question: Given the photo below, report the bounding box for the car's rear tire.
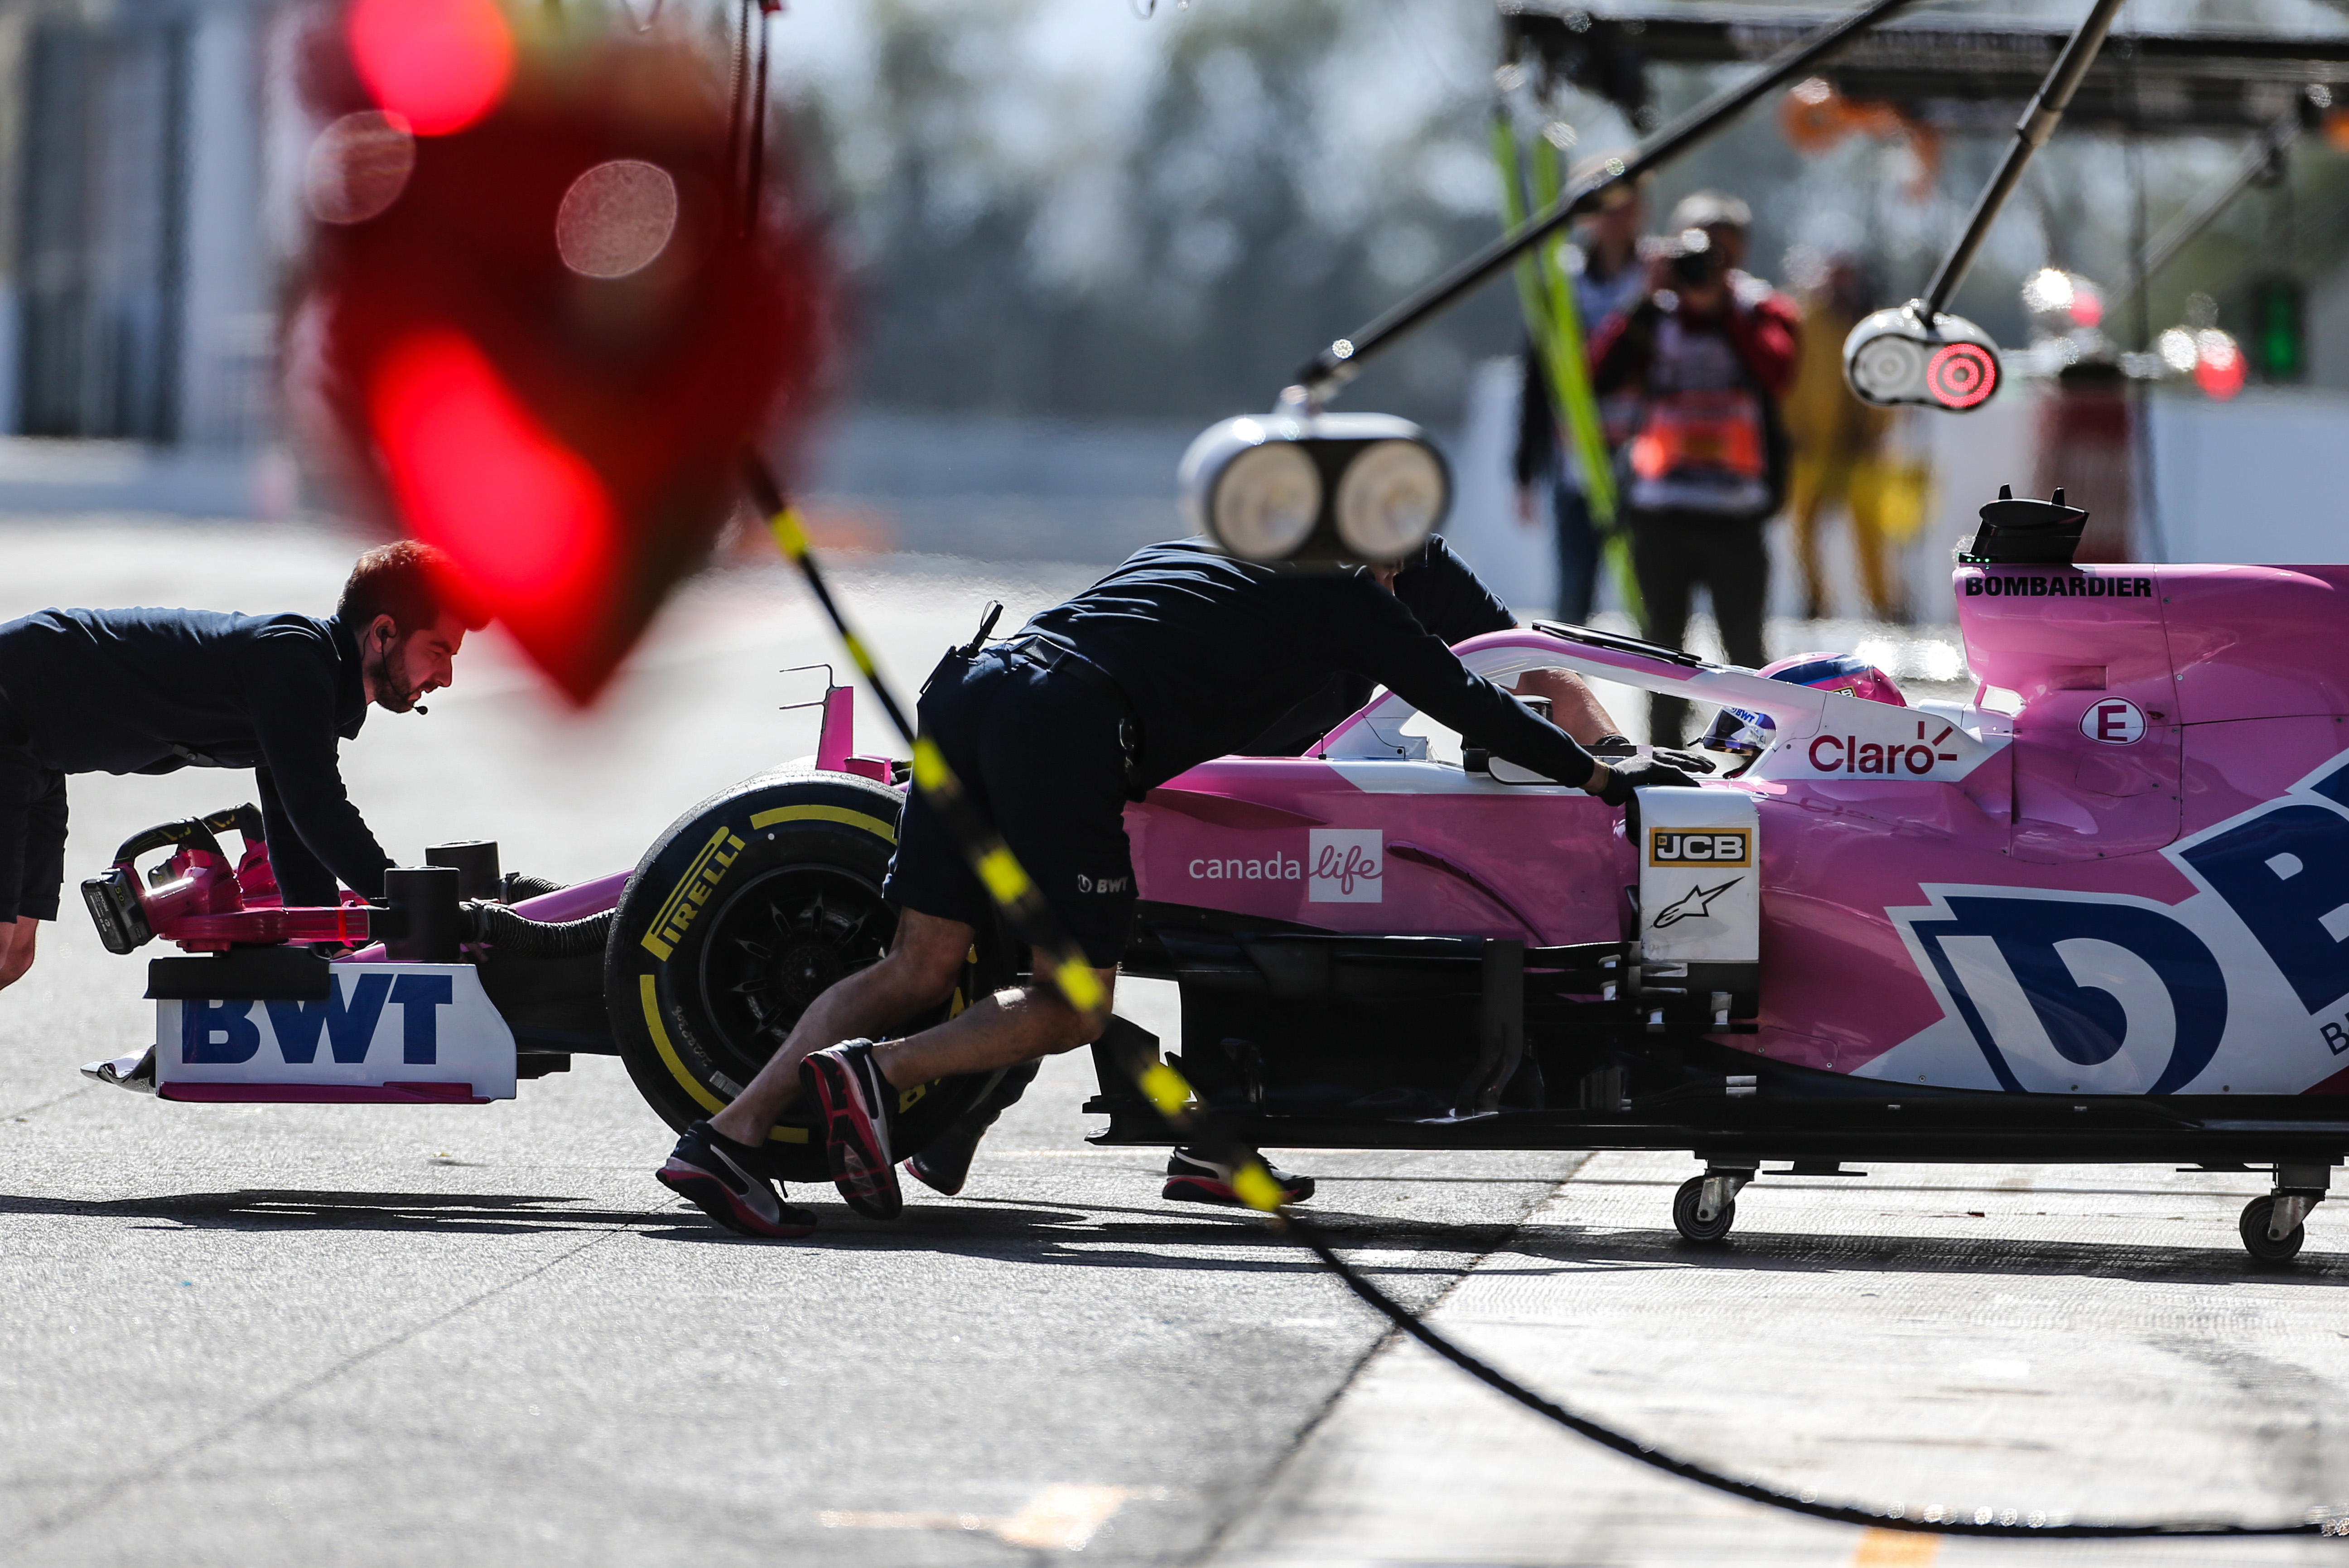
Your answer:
[607,770,1012,1184]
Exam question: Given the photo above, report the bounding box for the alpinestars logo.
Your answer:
[1652,878,1739,927]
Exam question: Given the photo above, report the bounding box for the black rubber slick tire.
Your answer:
[607,769,1012,1184]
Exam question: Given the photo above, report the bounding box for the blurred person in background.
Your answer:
[1514,181,1650,623]
[1591,190,1799,743]
[1785,251,1907,623]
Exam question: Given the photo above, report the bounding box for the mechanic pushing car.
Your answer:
[656,536,1701,1238]
[907,534,1645,1208]
[0,541,481,993]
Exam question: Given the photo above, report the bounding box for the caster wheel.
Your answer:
[1673,1175,1736,1245]
[2240,1196,2306,1264]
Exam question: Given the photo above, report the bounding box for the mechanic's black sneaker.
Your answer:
[905,1058,1042,1197]
[801,1040,902,1220]
[1162,1147,1317,1207]
[905,1122,984,1198]
[657,1121,817,1239]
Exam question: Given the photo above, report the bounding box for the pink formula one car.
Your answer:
[80,503,2349,1264]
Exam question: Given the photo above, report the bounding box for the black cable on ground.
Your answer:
[747,454,2348,1543]
[1281,1212,2338,1539]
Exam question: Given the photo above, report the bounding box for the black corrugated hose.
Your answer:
[461,899,612,959]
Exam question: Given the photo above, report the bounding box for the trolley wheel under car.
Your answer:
[607,769,1013,1185]
[1672,1176,1736,1245]
[2239,1196,2308,1265]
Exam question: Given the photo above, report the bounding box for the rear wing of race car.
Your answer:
[1322,622,2010,788]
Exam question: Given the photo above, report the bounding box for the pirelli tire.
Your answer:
[607,770,1013,1184]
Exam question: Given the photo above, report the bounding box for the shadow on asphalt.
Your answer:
[636,1197,1524,1274]
[17,1187,2318,1284]
[0,1189,673,1235]
[1504,1221,2349,1284]
[0,1188,1515,1275]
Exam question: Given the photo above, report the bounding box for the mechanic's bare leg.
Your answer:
[869,969,1115,1088]
[709,908,980,1144]
[1515,669,1623,746]
[0,917,38,991]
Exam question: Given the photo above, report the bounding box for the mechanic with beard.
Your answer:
[656,537,1700,1239]
[0,541,481,993]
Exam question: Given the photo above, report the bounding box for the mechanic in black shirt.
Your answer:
[1241,534,1626,757]
[899,536,1641,1208]
[0,541,482,993]
[657,537,1698,1238]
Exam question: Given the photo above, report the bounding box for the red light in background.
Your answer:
[1925,342,1998,410]
[2195,331,2245,400]
[368,328,617,667]
[347,0,511,137]
[2069,283,2104,329]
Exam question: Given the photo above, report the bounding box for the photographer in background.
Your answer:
[1590,192,1799,744]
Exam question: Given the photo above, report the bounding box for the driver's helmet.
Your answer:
[1701,652,1906,757]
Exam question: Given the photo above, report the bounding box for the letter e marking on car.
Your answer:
[2080,698,2146,745]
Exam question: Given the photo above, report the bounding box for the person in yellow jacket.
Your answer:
[1785,254,1911,622]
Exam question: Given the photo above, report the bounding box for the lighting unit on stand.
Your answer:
[1179,403,1450,566]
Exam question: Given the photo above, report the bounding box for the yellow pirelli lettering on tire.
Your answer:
[639,974,807,1142]
[641,826,747,959]
[748,804,897,843]
[642,975,725,1115]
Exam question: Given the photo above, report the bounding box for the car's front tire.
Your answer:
[607,770,1011,1183]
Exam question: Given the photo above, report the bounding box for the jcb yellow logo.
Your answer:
[641,826,746,960]
[1649,830,1751,867]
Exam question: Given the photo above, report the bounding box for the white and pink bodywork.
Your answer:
[1127,563,2349,1100]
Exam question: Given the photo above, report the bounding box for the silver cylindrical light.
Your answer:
[1333,438,1445,561]
[1211,441,1322,561]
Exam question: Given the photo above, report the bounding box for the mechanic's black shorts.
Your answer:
[0,738,67,924]
[884,646,1135,968]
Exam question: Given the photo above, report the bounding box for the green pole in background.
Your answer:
[1493,115,1643,626]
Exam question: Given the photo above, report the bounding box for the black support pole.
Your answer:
[1920,0,2130,319]
[1293,0,1932,404]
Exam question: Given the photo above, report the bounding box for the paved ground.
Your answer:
[4,521,2345,1566]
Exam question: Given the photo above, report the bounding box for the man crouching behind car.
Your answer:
[655,538,1699,1238]
[0,541,481,995]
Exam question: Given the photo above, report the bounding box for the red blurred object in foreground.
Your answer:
[370,330,618,653]
[292,18,833,703]
[347,0,511,136]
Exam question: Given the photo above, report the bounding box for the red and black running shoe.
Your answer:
[801,1039,902,1220]
[1162,1147,1316,1207]
[657,1121,818,1238]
